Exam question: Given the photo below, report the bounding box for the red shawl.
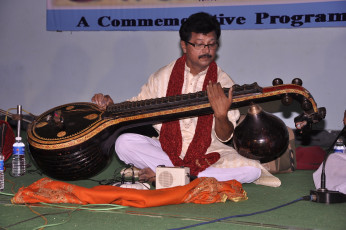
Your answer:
[159,55,220,176]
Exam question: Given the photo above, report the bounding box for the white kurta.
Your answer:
[127,59,281,187]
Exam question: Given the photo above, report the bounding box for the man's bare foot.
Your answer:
[139,167,156,183]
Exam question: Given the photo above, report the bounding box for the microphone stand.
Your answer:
[310,125,346,204]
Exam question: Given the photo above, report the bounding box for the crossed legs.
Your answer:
[115,133,260,184]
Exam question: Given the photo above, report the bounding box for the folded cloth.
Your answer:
[296,146,326,170]
[11,177,247,207]
[313,153,346,194]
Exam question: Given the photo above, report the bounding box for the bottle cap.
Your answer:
[15,137,22,141]
[336,138,344,145]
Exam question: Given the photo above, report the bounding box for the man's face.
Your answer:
[181,31,218,75]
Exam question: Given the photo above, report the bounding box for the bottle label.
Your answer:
[13,146,25,155]
[0,160,4,171]
[334,146,345,153]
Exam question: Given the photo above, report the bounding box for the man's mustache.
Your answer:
[198,54,212,59]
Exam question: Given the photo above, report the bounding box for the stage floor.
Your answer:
[0,130,345,230]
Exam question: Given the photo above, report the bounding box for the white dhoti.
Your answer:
[115,133,264,184]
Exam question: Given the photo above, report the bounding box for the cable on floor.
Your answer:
[170,195,311,230]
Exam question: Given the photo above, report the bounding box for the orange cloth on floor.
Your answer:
[11,177,247,207]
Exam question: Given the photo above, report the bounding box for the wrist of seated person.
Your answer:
[215,131,233,143]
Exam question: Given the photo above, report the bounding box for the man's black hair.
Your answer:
[179,12,221,42]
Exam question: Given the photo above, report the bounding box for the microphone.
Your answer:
[310,115,346,204]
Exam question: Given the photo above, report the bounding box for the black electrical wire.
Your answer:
[170,195,311,230]
[87,164,125,185]
[87,163,143,186]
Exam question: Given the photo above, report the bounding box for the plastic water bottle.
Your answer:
[12,137,26,176]
[333,138,345,153]
[0,153,4,191]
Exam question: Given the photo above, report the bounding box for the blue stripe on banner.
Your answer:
[47,1,346,31]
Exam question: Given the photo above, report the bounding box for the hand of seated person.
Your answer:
[295,120,307,130]
[91,93,114,110]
